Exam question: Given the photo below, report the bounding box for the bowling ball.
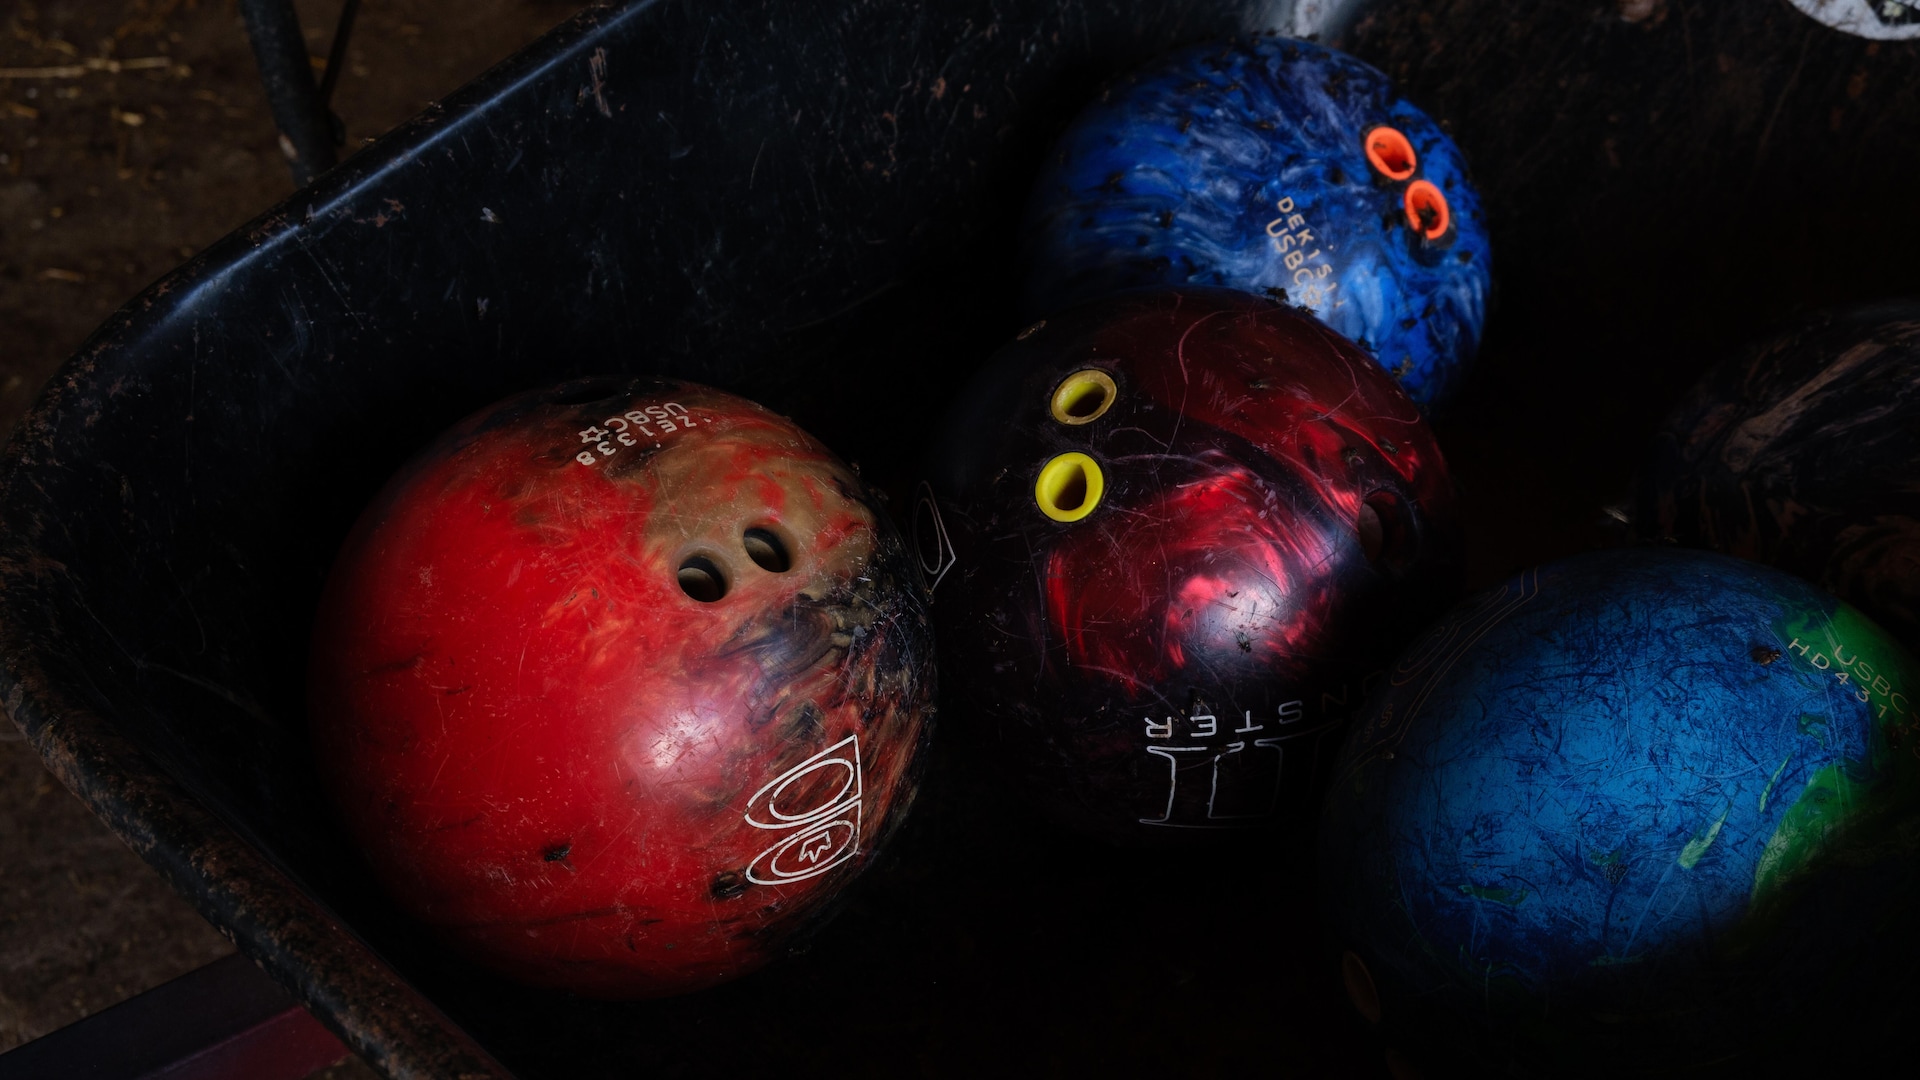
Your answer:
[1319,547,1920,1075]
[308,376,936,998]
[1636,301,1920,653]
[1021,36,1492,411]
[925,287,1461,846]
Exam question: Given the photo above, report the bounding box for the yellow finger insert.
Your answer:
[1050,369,1118,425]
[1035,452,1105,522]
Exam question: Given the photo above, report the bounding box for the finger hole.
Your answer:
[677,555,729,602]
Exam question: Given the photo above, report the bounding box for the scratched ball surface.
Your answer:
[308,377,935,998]
[1636,301,1920,653]
[925,288,1461,846]
[1319,547,1920,1075]
[1022,37,1491,410]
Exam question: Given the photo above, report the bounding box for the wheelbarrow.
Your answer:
[5,0,1920,1075]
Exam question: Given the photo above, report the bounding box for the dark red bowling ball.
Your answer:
[924,288,1461,845]
[309,376,935,998]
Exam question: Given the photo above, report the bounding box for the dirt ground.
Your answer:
[0,0,576,1071]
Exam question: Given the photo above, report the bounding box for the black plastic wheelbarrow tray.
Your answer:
[0,2,1365,1076]
[7,0,1920,1075]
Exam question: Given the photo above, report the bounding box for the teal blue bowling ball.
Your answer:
[1319,547,1920,1075]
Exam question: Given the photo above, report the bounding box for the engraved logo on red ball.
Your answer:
[744,735,863,885]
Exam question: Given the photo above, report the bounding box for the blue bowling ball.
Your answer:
[1023,37,1491,411]
[1319,547,1920,1075]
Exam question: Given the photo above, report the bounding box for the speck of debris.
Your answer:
[543,843,571,862]
[1016,320,1046,340]
[1751,646,1782,665]
[711,870,749,899]
[481,207,500,223]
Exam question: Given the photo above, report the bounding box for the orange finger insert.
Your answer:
[1364,125,1417,181]
[1404,179,1450,241]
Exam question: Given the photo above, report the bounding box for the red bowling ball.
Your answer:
[925,289,1461,845]
[308,377,935,998]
